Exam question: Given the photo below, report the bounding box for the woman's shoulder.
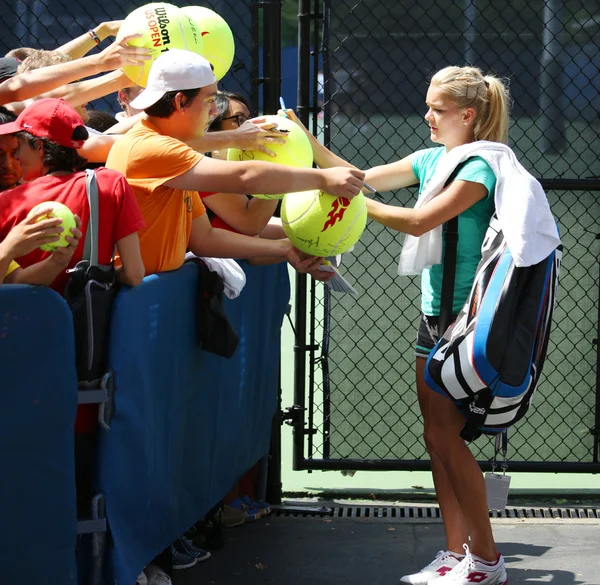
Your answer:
[412,146,444,164]
[411,146,445,175]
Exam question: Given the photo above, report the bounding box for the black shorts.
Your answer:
[415,314,455,359]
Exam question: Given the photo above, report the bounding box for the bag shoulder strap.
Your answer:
[439,216,458,333]
[82,169,99,266]
[438,158,482,333]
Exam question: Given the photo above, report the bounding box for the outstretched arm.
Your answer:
[280,108,354,170]
[0,35,149,107]
[366,180,487,236]
[8,70,131,114]
[165,156,364,200]
[203,193,278,236]
[57,20,123,60]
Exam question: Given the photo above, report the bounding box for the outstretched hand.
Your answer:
[233,117,289,156]
[96,20,124,41]
[320,166,365,199]
[277,108,310,136]
[95,34,151,73]
[284,245,335,282]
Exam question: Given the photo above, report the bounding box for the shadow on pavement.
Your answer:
[175,516,599,585]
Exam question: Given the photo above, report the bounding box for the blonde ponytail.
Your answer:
[431,66,511,143]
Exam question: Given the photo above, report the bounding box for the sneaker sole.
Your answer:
[225,518,247,527]
[172,558,198,570]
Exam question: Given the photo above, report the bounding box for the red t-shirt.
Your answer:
[0,168,146,295]
[0,169,145,434]
[199,191,242,234]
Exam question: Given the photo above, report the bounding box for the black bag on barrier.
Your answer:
[186,257,239,358]
[64,170,119,384]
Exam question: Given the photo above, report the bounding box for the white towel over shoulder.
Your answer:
[398,141,561,275]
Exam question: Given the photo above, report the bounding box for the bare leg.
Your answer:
[416,357,497,561]
[417,358,468,553]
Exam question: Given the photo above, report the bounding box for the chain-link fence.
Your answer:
[0,0,263,114]
[294,0,600,471]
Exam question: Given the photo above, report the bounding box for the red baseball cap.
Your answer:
[0,98,88,148]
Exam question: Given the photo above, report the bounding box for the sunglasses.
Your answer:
[220,114,249,126]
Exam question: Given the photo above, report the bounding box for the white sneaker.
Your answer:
[428,545,507,585]
[136,571,148,585]
[144,564,172,585]
[399,550,463,584]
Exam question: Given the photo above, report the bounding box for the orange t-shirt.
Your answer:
[106,119,206,274]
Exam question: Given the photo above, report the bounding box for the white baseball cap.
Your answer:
[130,49,217,110]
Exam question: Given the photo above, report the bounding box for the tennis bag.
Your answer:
[425,214,562,442]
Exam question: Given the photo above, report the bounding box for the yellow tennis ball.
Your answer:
[281,190,367,257]
[117,2,204,87]
[181,5,235,81]
[227,115,313,200]
[31,201,77,253]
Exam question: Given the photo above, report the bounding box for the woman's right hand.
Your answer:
[278,108,311,137]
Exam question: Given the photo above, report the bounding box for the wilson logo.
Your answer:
[322,197,350,232]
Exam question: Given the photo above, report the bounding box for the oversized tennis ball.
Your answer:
[117,2,204,87]
[227,115,313,200]
[281,190,367,256]
[30,201,77,253]
[181,5,235,81]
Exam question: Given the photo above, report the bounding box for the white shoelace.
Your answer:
[423,550,457,572]
[449,545,476,579]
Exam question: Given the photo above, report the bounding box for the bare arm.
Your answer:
[7,217,82,286]
[203,193,278,236]
[165,157,364,200]
[188,213,326,274]
[0,210,64,283]
[40,70,129,108]
[116,232,144,286]
[186,118,288,155]
[364,156,419,193]
[57,20,123,60]
[10,254,70,286]
[0,250,14,283]
[105,116,290,155]
[0,35,149,107]
[280,108,355,169]
[8,70,131,114]
[366,180,488,236]
[78,134,119,163]
[259,216,286,240]
[189,213,291,260]
[104,112,144,135]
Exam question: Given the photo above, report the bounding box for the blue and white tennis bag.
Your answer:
[425,214,562,442]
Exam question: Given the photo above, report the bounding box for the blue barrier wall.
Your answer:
[0,286,79,585]
[97,261,290,585]
[0,261,290,585]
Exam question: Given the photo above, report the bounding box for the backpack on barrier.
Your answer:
[64,170,119,385]
[425,213,562,442]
